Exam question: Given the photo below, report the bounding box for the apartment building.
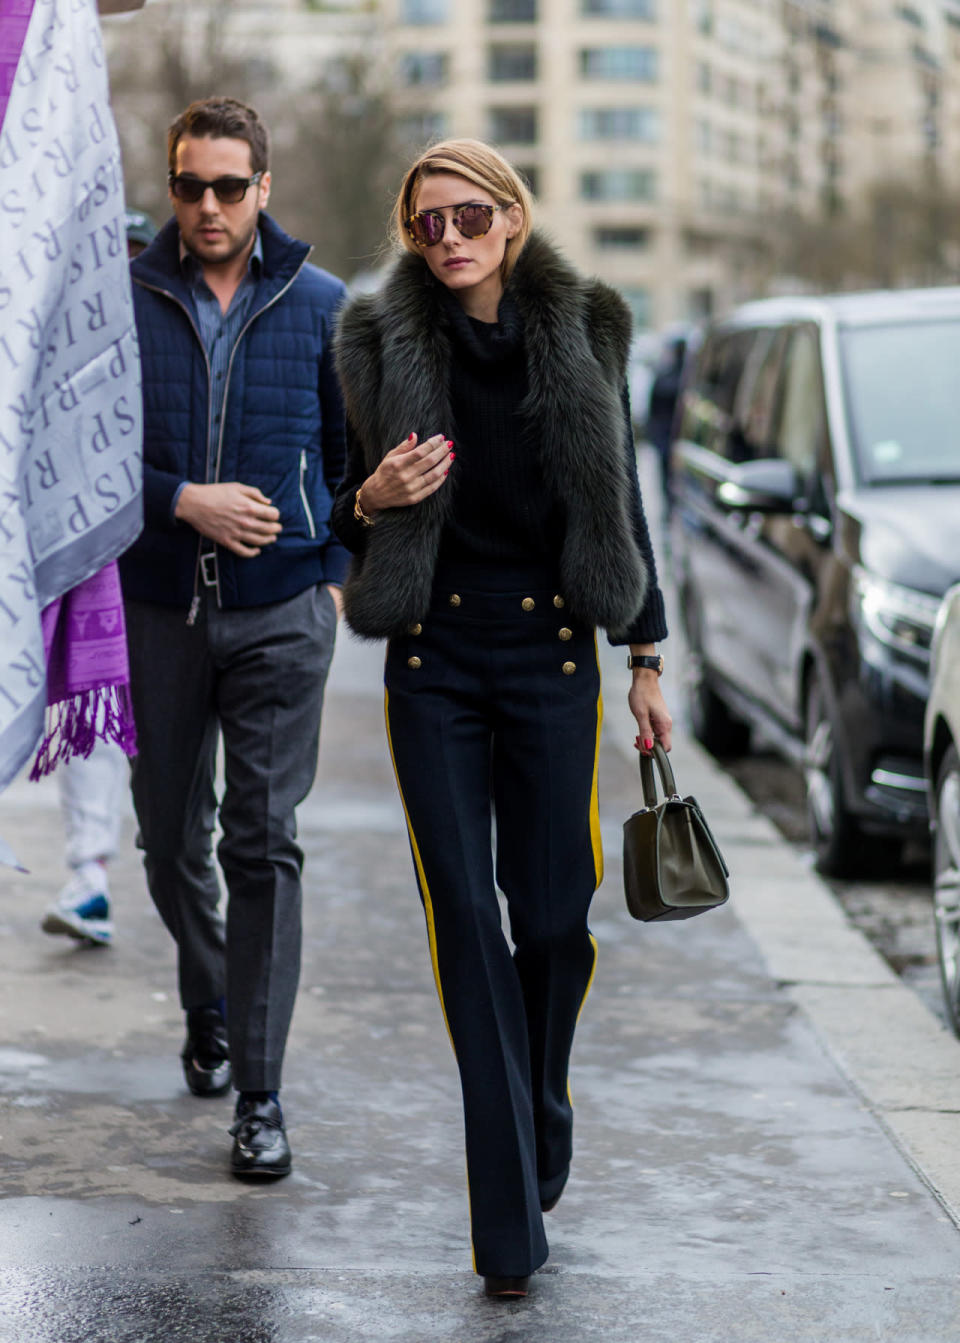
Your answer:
[776,0,960,218]
[384,0,783,329]
[385,0,960,328]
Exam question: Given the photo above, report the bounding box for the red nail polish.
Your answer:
[644,738,654,750]
[449,451,456,460]
[408,433,415,441]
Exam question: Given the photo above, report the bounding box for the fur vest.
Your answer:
[334,230,648,639]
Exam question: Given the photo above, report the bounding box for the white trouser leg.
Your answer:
[59,740,127,870]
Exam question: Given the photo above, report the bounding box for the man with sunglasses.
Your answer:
[119,97,348,1180]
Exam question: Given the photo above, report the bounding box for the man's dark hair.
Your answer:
[167,97,270,175]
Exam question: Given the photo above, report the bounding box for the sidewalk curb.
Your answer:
[599,637,960,1231]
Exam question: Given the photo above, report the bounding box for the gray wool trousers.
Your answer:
[125,584,337,1092]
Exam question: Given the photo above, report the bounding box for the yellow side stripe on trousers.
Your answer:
[569,639,604,1102]
[384,688,456,1056]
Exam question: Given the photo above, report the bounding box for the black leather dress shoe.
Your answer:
[483,1275,530,1299]
[229,1098,292,1178]
[181,1007,232,1097]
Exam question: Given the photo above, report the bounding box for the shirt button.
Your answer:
[521,597,535,612]
[562,661,576,675]
[407,656,422,670]
[448,594,461,608]
[553,595,565,608]
[558,627,573,641]
[408,623,423,636]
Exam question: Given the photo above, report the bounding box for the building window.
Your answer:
[399,51,449,86]
[580,168,656,201]
[579,107,660,141]
[594,226,651,249]
[400,0,450,23]
[580,47,658,81]
[489,106,538,143]
[488,43,537,80]
[694,117,712,155]
[692,0,713,35]
[896,4,924,25]
[721,73,739,106]
[696,60,711,95]
[581,0,656,16]
[398,111,449,144]
[619,286,652,329]
[488,0,537,20]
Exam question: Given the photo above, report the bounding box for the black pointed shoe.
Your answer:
[181,1007,232,1097]
[483,1275,530,1299]
[229,1098,292,1178]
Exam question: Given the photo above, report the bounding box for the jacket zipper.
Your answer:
[299,449,317,538]
[211,253,311,490]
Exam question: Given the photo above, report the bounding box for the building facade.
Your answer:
[385,0,960,328]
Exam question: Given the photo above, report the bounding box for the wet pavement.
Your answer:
[4,604,960,1339]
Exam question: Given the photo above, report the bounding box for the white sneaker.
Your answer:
[41,862,114,946]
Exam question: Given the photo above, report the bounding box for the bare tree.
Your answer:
[105,2,399,280]
[269,53,401,279]
[767,170,960,294]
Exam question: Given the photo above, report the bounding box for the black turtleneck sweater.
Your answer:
[438,291,564,569]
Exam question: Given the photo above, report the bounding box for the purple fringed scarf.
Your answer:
[30,562,137,779]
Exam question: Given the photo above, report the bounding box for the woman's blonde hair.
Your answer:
[393,138,534,282]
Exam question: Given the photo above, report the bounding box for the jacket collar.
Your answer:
[132,210,311,306]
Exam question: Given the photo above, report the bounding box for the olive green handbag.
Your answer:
[622,743,730,921]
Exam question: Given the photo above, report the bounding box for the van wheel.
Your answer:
[804,673,862,876]
[683,603,751,757]
[933,744,960,1037]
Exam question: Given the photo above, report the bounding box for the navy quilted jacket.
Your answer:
[120,212,349,611]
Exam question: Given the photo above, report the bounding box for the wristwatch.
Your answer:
[628,653,664,675]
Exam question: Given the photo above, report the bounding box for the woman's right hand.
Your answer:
[358,433,454,519]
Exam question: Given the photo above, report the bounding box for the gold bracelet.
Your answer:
[354,486,375,528]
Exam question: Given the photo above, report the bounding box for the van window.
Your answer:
[770,326,827,477]
[678,326,756,456]
[840,318,960,484]
[733,327,788,459]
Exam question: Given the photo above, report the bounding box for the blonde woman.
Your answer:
[333,139,671,1297]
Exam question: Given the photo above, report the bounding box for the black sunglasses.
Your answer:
[404,201,509,248]
[168,172,263,204]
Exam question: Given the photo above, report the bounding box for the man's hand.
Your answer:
[175,482,282,557]
[324,584,344,619]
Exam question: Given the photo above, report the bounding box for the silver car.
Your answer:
[924,584,960,1035]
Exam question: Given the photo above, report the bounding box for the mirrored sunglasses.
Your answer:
[168,172,263,204]
[404,201,508,248]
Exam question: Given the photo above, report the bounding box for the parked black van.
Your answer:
[671,288,960,875]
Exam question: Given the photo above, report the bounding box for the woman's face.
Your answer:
[410,172,522,309]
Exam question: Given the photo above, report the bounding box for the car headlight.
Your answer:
[854,568,941,665]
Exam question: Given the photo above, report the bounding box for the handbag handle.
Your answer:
[638,741,679,808]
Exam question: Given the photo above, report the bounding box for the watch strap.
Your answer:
[628,653,663,674]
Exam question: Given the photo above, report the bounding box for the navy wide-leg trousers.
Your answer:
[384,569,603,1278]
